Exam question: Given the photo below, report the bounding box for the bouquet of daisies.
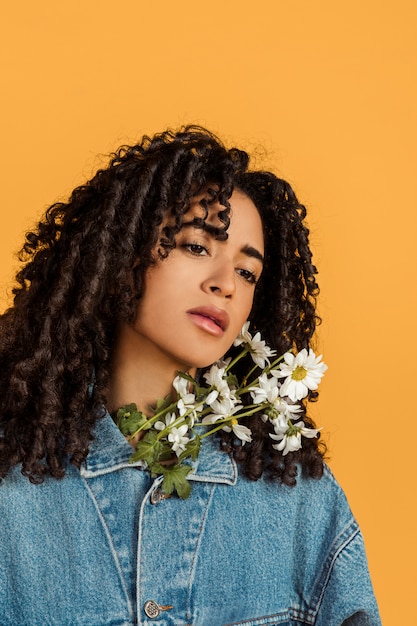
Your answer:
[116,322,327,498]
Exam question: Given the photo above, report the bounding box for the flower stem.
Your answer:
[225,348,249,371]
[198,403,269,439]
[128,401,178,440]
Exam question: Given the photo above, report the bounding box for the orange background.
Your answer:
[1,2,416,623]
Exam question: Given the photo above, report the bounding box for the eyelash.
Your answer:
[181,242,259,285]
[182,242,208,256]
[237,268,258,285]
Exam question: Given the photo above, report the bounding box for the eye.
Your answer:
[236,268,258,285]
[181,242,209,256]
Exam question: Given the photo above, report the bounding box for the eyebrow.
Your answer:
[180,222,264,263]
[241,244,264,264]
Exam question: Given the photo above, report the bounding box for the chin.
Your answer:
[174,340,233,372]
[180,353,227,372]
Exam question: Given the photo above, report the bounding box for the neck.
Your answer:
[107,323,195,416]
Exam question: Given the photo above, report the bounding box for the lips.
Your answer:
[187,306,230,336]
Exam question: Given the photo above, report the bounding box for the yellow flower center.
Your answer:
[230,418,238,426]
[291,366,307,381]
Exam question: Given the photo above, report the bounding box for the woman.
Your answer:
[0,127,380,625]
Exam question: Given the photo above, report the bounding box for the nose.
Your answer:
[201,262,236,299]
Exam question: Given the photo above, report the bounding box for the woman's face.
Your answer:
[132,190,264,371]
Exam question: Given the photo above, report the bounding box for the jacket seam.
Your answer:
[308,517,361,620]
[80,475,135,622]
[224,605,316,625]
[136,475,165,624]
[185,482,217,621]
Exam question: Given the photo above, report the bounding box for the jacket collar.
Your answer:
[80,411,237,486]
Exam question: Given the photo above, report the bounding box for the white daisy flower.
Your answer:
[271,431,302,455]
[209,395,240,418]
[269,413,290,436]
[233,321,252,347]
[269,419,320,455]
[222,419,252,445]
[273,398,303,418]
[274,349,327,402]
[203,363,230,405]
[168,424,190,456]
[234,322,276,369]
[251,375,303,422]
[173,376,196,409]
[247,332,276,368]
[250,373,279,405]
[173,375,202,425]
[203,362,227,387]
[203,363,240,417]
[154,412,177,431]
[202,397,240,425]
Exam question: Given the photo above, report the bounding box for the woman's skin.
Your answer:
[107,191,265,417]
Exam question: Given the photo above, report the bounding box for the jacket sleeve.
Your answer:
[314,528,382,626]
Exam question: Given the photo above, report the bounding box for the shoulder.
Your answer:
[189,437,359,563]
[190,433,355,528]
[232,463,357,538]
[182,455,379,623]
[0,461,85,522]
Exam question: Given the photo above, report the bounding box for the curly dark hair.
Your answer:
[0,126,325,486]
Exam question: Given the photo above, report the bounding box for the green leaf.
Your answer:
[178,436,201,462]
[157,445,175,464]
[152,394,173,414]
[160,463,194,499]
[130,431,162,465]
[176,371,197,385]
[116,403,148,436]
[116,402,137,417]
[225,373,239,389]
[147,461,166,476]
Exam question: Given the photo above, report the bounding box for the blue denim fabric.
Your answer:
[0,413,381,625]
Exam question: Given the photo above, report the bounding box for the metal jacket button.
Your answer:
[150,487,171,505]
[144,600,173,618]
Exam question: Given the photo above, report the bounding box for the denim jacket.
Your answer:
[0,413,381,626]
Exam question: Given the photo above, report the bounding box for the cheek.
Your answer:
[231,290,256,334]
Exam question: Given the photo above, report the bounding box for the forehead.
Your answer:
[157,188,264,261]
[227,191,264,254]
